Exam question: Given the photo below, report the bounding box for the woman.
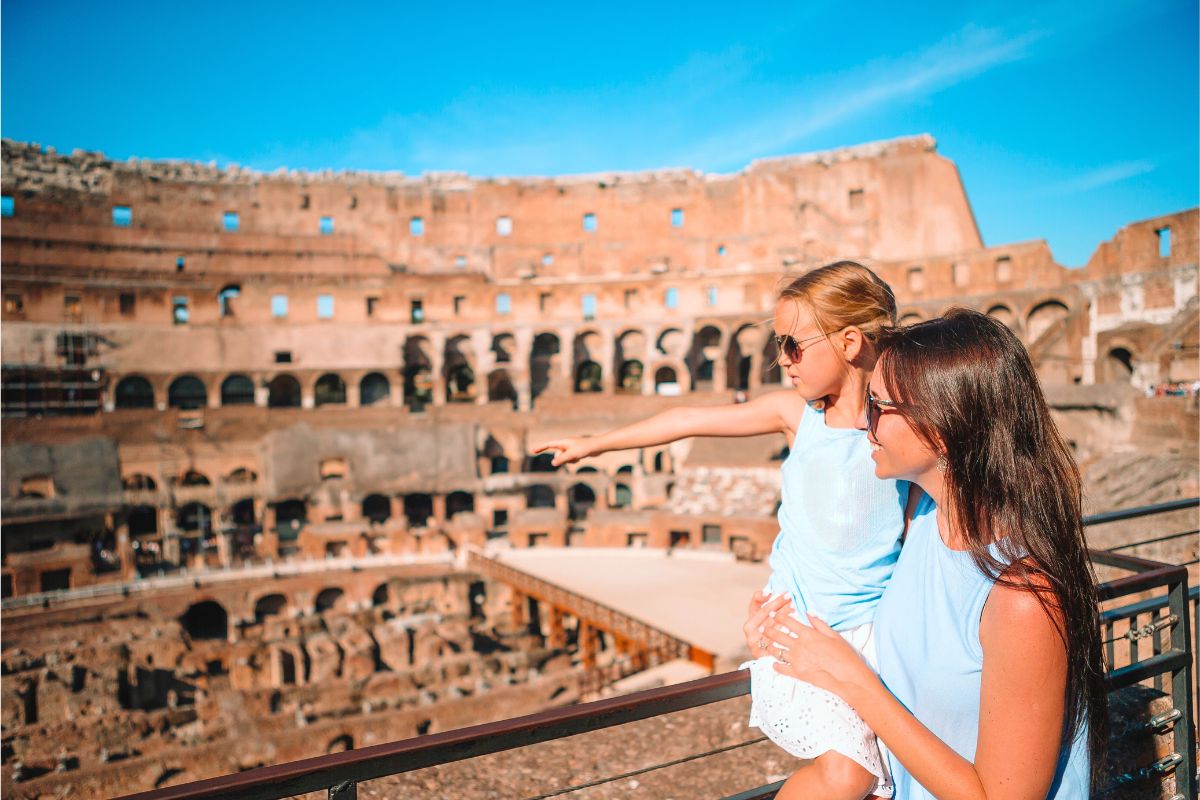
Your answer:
[752,309,1106,798]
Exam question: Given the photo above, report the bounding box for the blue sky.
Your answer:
[2,0,1196,265]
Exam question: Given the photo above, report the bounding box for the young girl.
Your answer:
[536,261,907,800]
[758,309,1105,798]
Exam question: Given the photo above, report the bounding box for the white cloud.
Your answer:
[1044,160,1157,194]
[674,24,1046,169]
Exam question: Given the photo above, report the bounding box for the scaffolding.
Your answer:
[1,303,105,417]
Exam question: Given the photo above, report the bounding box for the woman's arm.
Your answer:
[534,390,804,466]
[760,586,1069,800]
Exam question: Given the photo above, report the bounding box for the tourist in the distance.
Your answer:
[755,309,1106,798]
[538,261,916,800]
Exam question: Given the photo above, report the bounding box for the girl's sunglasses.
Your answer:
[865,390,904,437]
[773,331,827,361]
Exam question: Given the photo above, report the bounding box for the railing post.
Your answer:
[1167,574,1195,800]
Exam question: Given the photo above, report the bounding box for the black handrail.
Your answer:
[102,497,1196,800]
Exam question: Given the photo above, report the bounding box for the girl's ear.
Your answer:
[840,326,865,362]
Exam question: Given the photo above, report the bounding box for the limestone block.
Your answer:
[374,622,412,672]
[329,619,377,682]
[36,669,73,723]
[1,677,31,727]
[303,633,342,683]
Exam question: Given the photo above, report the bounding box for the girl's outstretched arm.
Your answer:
[534,390,806,466]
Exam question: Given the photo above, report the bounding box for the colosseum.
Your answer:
[1,134,1196,798]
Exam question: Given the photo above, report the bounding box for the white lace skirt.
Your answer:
[741,616,893,797]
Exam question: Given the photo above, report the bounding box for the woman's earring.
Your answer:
[936,455,949,473]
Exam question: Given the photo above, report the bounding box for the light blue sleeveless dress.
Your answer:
[744,403,907,791]
[873,492,1090,799]
[767,404,907,629]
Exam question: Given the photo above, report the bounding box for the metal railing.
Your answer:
[1,552,455,611]
[107,498,1197,800]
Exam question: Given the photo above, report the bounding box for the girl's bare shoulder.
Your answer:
[749,390,807,437]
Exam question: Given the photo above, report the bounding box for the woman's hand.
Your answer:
[532,437,595,467]
[742,591,790,658]
[762,611,880,709]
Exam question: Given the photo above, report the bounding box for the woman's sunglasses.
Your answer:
[773,331,828,361]
[865,390,904,437]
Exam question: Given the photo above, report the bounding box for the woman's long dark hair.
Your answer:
[877,308,1107,781]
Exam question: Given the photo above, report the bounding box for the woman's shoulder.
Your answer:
[981,569,1067,652]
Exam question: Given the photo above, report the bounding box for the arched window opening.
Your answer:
[404,494,433,527]
[568,483,596,521]
[574,361,603,393]
[314,374,347,406]
[254,594,288,623]
[526,485,556,509]
[315,588,345,614]
[446,491,474,518]
[180,600,227,640]
[359,373,391,406]
[115,376,155,409]
[654,366,680,396]
[362,494,391,524]
[168,376,207,410]
[123,473,157,491]
[220,374,255,406]
[180,470,211,487]
[267,375,301,408]
[176,502,213,533]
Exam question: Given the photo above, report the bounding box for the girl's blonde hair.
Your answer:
[778,260,897,340]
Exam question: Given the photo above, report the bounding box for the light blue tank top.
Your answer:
[767,404,906,631]
[874,492,1089,799]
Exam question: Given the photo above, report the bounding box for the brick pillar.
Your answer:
[546,605,567,649]
[511,591,527,630]
[578,622,596,668]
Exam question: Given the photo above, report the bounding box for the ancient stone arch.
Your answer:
[567,483,596,520]
[403,336,434,410]
[176,502,213,532]
[526,484,556,509]
[253,593,290,623]
[444,335,476,403]
[314,373,347,406]
[615,328,647,394]
[1024,299,1071,344]
[358,372,391,406]
[361,493,390,523]
[220,373,255,406]
[122,473,157,490]
[652,362,683,395]
[267,374,301,408]
[984,303,1016,330]
[314,587,346,614]
[688,324,725,389]
[491,332,516,364]
[179,470,211,487]
[180,599,228,640]
[487,368,518,408]
[530,332,561,404]
[225,467,257,484]
[573,330,604,393]
[656,327,685,358]
[114,375,156,409]
[167,375,207,409]
[446,491,474,518]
